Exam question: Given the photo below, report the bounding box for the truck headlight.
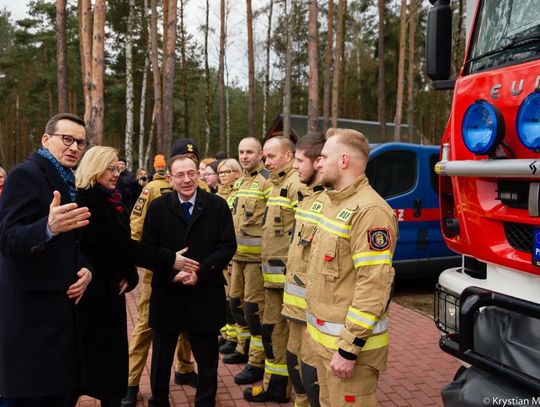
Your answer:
[516,92,540,152]
[462,100,503,155]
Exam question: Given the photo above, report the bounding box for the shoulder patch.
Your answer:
[310,201,324,213]
[250,181,260,190]
[234,179,243,190]
[336,209,353,222]
[368,228,390,251]
[259,167,270,179]
[159,187,173,195]
[132,197,146,216]
[142,188,150,196]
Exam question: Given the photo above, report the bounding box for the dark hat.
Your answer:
[207,160,220,173]
[171,138,199,161]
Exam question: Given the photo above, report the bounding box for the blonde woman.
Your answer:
[74,146,188,407]
[216,158,242,352]
[0,166,6,196]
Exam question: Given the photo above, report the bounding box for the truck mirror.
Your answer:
[426,2,452,81]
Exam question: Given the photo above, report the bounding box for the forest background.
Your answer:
[0,0,466,171]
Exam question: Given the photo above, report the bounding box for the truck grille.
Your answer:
[504,222,533,253]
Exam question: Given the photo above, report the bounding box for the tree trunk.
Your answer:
[331,0,345,128]
[262,0,273,136]
[179,0,189,138]
[307,0,319,133]
[89,0,106,146]
[56,0,68,113]
[282,0,294,139]
[226,65,230,156]
[393,0,407,141]
[246,0,255,138]
[322,0,333,132]
[125,0,135,169]
[138,0,150,169]
[377,0,386,141]
[218,0,227,151]
[78,0,92,126]
[161,0,177,159]
[204,0,212,154]
[407,0,417,141]
[150,0,162,154]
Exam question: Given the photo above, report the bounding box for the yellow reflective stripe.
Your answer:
[352,250,392,268]
[283,291,307,310]
[267,196,293,209]
[237,245,262,254]
[291,199,298,208]
[346,308,378,330]
[307,323,389,352]
[317,215,351,238]
[236,189,266,200]
[265,360,289,376]
[249,335,264,350]
[236,326,251,338]
[295,208,321,225]
[263,187,272,198]
[263,273,286,284]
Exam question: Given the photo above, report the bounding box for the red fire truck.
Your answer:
[429,0,540,404]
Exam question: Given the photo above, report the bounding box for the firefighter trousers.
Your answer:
[261,288,290,397]
[229,260,266,367]
[286,320,320,407]
[315,355,380,407]
[127,269,194,387]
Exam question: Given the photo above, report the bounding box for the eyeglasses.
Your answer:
[106,166,122,174]
[217,170,236,176]
[171,171,197,180]
[49,134,88,150]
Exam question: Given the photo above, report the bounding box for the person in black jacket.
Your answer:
[74,146,196,407]
[0,113,93,407]
[143,155,236,407]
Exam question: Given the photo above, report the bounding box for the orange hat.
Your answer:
[153,154,166,169]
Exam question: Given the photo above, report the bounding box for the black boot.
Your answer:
[222,350,248,364]
[120,386,139,407]
[243,375,289,403]
[219,340,237,355]
[234,364,264,384]
[174,370,198,388]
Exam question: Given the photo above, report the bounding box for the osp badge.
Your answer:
[368,227,390,251]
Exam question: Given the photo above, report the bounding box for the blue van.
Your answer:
[365,142,459,278]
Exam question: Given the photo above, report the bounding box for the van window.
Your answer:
[365,150,417,198]
[429,153,439,194]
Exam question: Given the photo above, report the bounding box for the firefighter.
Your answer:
[306,128,397,406]
[244,136,302,403]
[225,137,272,386]
[121,143,201,407]
[282,132,326,407]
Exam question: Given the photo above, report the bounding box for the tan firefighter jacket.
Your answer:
[130,172,173,241]
[261,161,302,289]
[306,174,397,371]
[231,162,272,262]
[217,182,236,210]
[282,183,325,323]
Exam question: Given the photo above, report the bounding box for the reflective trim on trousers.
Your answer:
[265,360,289,376]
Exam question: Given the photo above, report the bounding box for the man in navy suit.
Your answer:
[0,113,93,407]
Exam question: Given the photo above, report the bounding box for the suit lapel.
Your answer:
[30,153,72,205]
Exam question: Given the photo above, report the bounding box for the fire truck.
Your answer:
[428,0,540,404]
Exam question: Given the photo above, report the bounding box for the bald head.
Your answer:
[238,137,263,172]
[263,136,295,172]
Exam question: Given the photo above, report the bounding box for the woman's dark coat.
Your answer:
[143,188,237,333]
[77,186,175,400]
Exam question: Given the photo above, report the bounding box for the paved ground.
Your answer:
[77,278,459,407]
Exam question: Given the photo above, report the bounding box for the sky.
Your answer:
[0,0,278,89]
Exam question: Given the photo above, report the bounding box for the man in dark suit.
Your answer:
[0,113,93,407]
[142,153,236,407]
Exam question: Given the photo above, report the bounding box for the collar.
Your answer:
[246,161,265,178]
[326,174,368,202]
[270,160,294,184]
[177,190,197,206]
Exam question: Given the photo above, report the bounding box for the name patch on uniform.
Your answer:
[336,209,353,222]
[310,201,324,213]
[368,228,390,251]
[234,179,243,189]
[250,182,259,190]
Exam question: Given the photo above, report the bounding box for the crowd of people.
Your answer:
[0,112,398,407]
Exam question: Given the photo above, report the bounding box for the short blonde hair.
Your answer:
[217,158,242,174]
[325,128,370,159]
[76,146,118,189]
[0,166,6,178]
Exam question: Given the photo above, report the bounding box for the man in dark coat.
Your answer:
[0,113,93,406]
[116,157,137,212]
[142,155,236,407]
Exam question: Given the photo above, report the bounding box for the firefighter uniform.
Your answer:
[246,160,301,402]
[282,183,325,407]
[217,182,238,344]
[306,175,397,407]
[228,163,272,374]
[127,173,195,388]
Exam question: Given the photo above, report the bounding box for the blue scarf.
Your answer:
[37,147,77,203]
